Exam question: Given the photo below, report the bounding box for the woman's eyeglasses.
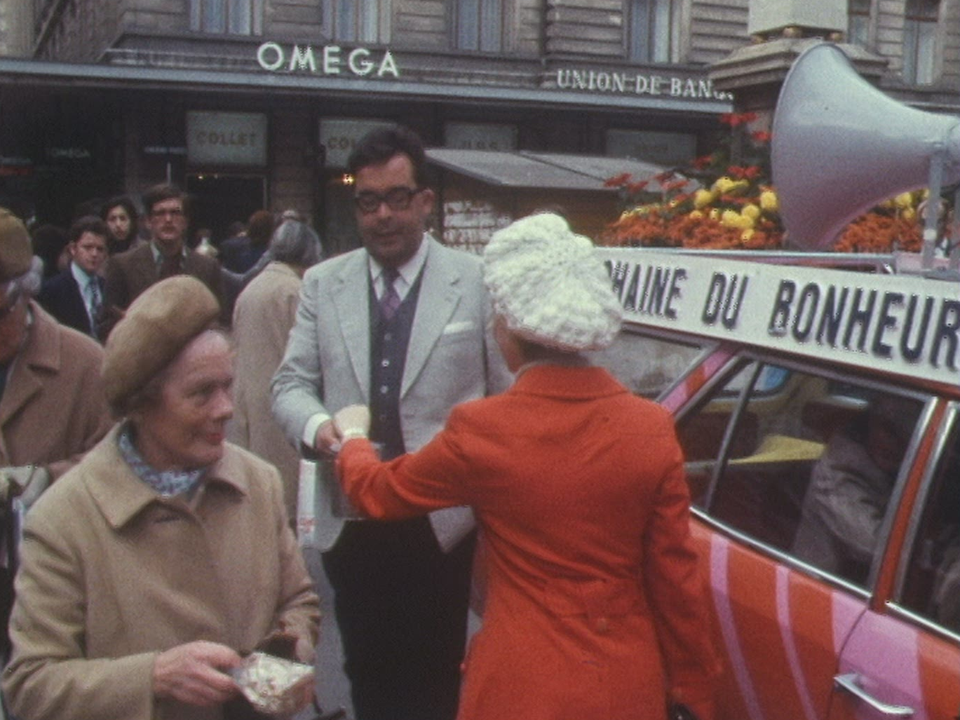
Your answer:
[354,187,423,214]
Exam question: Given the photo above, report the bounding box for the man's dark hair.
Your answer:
[141,183,190,216]
[68,215,109,245]
[347,125,429,188]
[247,209,274,248]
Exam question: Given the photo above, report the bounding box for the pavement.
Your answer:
[302,548,355,720]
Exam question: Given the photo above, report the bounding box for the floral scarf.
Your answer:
[118,423,207,497]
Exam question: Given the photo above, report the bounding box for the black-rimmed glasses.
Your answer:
[354,187,423,214]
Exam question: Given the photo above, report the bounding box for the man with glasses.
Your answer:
[103,183,222,336]
[272,125,510,720]
[0,207,112,666]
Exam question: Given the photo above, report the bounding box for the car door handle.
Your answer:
[834,673,915,717]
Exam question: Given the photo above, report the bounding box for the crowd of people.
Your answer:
[0,124,721,720]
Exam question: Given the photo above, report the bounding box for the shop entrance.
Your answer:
[185,173,266,246]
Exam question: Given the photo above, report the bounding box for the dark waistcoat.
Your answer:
[368,272,424,460]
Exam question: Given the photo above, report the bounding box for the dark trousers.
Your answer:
[322,518,474,720]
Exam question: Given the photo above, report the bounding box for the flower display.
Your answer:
[599,113,931,253]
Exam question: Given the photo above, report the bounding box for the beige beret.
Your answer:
[0,208,33,283]
[102,276,220,409]
[483,213,622,352]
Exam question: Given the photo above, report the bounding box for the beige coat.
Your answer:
[2,428,321,720]
[1,302,112,478]
[228,261,303,519]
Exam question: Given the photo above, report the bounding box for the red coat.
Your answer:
[339,364,720,720]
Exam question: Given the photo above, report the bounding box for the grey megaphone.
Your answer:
[772,42,960,250]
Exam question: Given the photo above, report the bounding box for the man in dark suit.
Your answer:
[272,126,511,720]
[38,215,109,341]
[103,183,222,335]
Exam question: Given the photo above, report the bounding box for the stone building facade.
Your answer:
[1,0,956,249]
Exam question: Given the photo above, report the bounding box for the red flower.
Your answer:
[604,172,632,188]
[751,131,772,144]
[720,111,760,127]
[691,155,714,170]
[626,180,650,193]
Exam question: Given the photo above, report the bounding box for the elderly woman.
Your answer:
[334,213,720,720]
[2,276,321,720]
[229,220,323,521]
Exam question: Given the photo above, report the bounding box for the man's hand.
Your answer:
[153,641,243,707]
[334,405,371,442]
[314,420,342,456]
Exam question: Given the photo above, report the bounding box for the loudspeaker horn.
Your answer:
[772,42,960,251]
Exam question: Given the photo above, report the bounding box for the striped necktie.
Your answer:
[380,268,401,320]
[88,276,103,330]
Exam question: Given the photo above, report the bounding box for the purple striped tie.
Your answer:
[380,268,401,320]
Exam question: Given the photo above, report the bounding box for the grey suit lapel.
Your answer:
[402,242,461,397]
[333,253,372,401]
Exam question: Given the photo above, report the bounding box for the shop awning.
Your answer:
[425,149,673,191]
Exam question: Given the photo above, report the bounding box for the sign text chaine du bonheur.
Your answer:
[595,249,959,383]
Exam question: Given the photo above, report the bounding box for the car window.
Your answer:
[899,419,960,635]
[587,329,704,399]
[677,360,925,587]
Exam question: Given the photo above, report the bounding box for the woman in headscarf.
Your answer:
[334,213,720,720]
[2,276,320,720]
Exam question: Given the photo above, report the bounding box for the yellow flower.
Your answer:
[709,208,721,221]
[741,204,761,220]
[741,228,755,242]
[688,210,704,219]
[759,191,779,212]
[721,209,744,228]
[712,176,735,194]
[694,189,715,209]
[901,207,917,222]
[894,192,914,209]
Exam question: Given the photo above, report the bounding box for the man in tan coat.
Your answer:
[0,208,111,487]
[228,219,323,521]
[0,206,112,673]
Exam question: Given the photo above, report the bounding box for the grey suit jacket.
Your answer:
[271,236,511,552]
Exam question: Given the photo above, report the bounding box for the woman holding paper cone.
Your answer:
[2,276,320,720]
[334,213,721,720]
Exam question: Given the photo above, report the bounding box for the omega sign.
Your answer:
[257,42,399,78]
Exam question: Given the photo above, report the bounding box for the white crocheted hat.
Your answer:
[483,213,622,352]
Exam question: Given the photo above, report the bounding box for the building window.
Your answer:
[190,0,262,35]
[628,0,678,63]
[335,0,387,43]
[847,0,871,47]
[455,0,503,52]
[903,0,939,84]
